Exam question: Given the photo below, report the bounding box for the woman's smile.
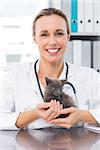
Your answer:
[46,48,61,56]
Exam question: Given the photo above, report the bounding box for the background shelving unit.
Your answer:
[50,0,100,71]
[70,35,100,69]
[0,0,100,71]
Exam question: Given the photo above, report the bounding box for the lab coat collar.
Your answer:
[28,61,40,94]
[59,61,73,80]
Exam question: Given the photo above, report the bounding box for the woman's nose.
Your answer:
[48,35,57,45]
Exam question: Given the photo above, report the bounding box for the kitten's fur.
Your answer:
[44,77,76,117]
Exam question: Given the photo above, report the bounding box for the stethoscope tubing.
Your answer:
[34,59,78,106]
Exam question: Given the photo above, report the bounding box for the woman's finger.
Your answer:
[47,100,61,121]
[49,118,65,124]
[60,107,76,114]
[37,102,52,109]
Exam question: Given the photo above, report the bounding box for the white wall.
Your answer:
[0,0,49,17]
[0,0,49,63]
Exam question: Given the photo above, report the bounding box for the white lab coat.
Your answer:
[0,61,100,130]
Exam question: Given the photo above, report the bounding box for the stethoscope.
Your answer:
[34,59,78,106]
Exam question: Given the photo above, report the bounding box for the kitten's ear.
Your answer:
[61,79,68,86]
[45,77,52,85]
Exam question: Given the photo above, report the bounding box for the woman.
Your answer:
[0,8,100,130]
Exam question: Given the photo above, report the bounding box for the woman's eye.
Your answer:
[56,32,64,36]
[40,33,48,36]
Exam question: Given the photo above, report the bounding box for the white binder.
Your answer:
[62,0,71,30]
[93,41,100,71]
[84,0,93,33]
[72,40,82,66]
[50,0,61,10]
[64,41,73,63]
[82,41,91,67]
[93,0,100,34]
[78,0,85,33]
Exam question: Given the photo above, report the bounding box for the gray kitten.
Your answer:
[44,77,76,117]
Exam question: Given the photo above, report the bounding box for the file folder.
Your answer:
[72,40,82,66]
[78,0,85,33]
[62,0,71,29]
[82,41,91,67]
[84,0,93,33]
[93,0,100,33]
[64,41,73,63]
[71,0,78,32]
[93,41,100,71]
[50,0,61,9]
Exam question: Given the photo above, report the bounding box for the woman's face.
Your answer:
[34,14,70,63]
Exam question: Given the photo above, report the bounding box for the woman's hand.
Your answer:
[49,107,98,128]
[16,100,62,128]
[35,100,63,122]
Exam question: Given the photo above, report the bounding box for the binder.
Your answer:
[72,40,82,66]
[62,0,71,29]
[50,0,61,10]
[93,0,100,33]
[71,0,78,33]
[64,41,73,63]
[82,41,91,67]
[93,41,100,71]
[84,0,93,33]
[78,0,85,33]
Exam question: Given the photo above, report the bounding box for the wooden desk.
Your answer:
[0,127,100,150]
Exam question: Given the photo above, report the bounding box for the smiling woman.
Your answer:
[33,12,70,64]
[0,8,100,130]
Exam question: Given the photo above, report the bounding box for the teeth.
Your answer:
[47,49,59,53]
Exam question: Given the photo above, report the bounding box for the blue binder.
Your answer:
[71,0,78,32]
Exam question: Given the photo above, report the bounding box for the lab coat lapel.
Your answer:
[28,61,41,95]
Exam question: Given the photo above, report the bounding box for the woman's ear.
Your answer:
[33,36,36,43]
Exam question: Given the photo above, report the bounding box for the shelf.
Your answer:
[71,32,100,36]
[70,34,100,41]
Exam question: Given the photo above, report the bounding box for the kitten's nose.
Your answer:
[57,91,60,95]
